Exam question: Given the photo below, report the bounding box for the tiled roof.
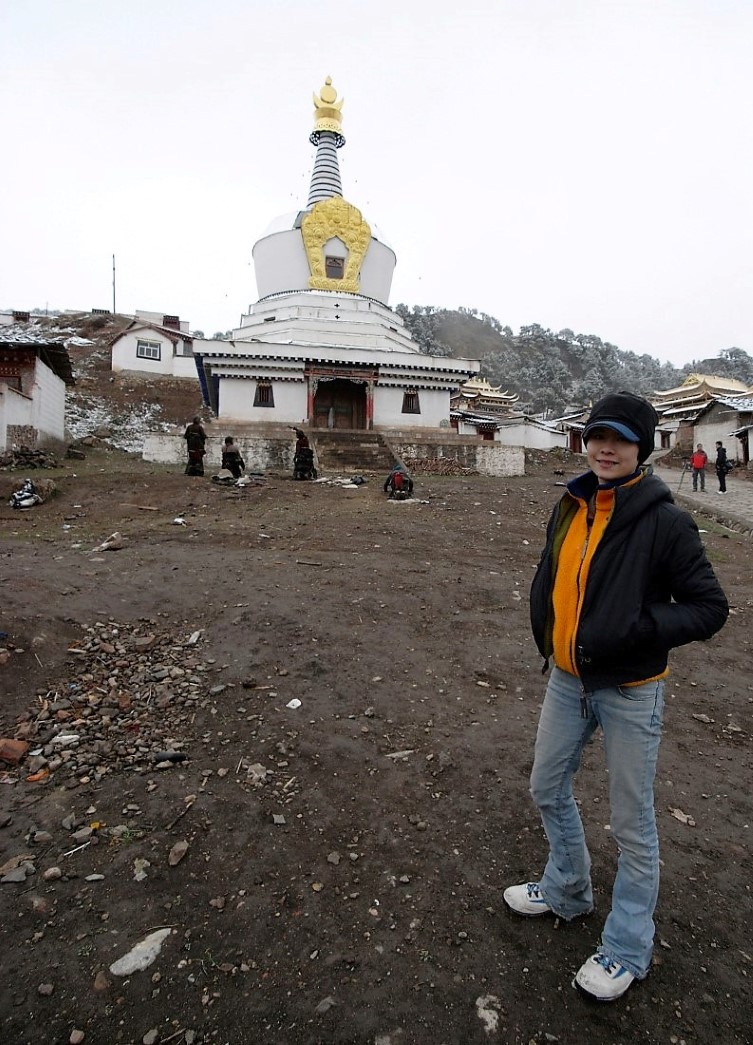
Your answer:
[716,395,753,411]
[0,324,75,384]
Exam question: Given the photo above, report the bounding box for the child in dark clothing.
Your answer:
[221,436,245,479]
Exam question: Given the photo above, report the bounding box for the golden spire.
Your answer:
[311,76,344,142]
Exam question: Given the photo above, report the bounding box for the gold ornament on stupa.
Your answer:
[311,77,344,143]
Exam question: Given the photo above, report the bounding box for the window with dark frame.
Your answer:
[136,339,161,360]
[325,255,345,279]
[254,382,274,407]
[402,389,421,414]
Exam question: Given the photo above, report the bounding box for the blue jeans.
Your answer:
[530,667,665,978]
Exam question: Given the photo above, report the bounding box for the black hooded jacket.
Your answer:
[529,470,728,690]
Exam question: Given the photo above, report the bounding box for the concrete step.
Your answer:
[311,430,396,473]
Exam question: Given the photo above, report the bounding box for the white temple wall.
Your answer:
[218,377,307,423]
[374,387,448,428]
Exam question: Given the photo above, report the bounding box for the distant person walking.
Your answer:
[715,441,729,494]
[690,443,708,492]
[183,415,207,476]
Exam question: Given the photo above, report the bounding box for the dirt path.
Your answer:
[1,455,751,1044]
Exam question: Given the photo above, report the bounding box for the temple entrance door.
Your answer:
[313,379,366,429]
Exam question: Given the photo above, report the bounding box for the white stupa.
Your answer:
[196,77,478,429]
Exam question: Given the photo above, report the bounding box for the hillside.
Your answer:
[395,305,753,414]
[43,313,208,452]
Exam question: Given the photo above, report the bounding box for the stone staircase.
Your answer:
[311,430,396,474]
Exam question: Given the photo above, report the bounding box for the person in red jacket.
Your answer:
[690,442,708,492]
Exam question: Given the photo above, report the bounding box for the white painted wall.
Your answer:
[33,359,66,440]
[112,329,208,380]
[143,432,296,472]
[476,444,526,476]
[253,231,311,298]
[0,362,65,447]
[694,420,739,461]
[173,355,200,379]
[0,385,32,449]
[235,289,418,353]
[374,387,448,428]
[252,228,397,304]
[112,330,176,375]
[218,377,307,423]
[496,421,567,451]
[358,239,396,303]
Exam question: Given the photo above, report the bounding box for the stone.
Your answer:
[93,971,110,991]
[109,928,172,976]
[168,840,189,866]
[0,738,29,764]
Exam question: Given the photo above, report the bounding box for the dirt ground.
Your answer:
[0,451,751,1045]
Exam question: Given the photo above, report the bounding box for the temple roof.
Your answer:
[653,373,749,399]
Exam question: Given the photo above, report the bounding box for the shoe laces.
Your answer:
[526,883,543,900]
[594,954,622,976]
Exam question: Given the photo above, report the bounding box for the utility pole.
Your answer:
[112,254,116,315]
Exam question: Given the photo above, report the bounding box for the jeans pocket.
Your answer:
[617,681,661,702]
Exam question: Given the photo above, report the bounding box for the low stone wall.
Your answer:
[144,430,525,477]
[391,439,524,477]
[143,433,294,473]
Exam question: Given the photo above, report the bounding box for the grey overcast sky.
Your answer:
[1,0,751,367]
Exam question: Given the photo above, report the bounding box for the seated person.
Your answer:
[384,466,414,498]
[221,436,245,478]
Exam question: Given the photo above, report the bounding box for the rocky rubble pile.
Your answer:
[0,447,59,470]
[10,622,216,788]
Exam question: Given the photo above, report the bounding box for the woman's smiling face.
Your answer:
[585,426,640,481]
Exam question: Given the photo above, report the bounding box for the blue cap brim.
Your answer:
[583,420,640,443]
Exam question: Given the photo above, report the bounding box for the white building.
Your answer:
[0,325,73,450]
[196,77,479,431]
[111,311,218,379]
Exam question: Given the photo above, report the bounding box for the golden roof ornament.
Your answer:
[310,76,345,147]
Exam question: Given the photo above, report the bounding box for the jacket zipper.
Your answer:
[570,513,594,675]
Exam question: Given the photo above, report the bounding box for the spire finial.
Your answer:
[311,76,345,147]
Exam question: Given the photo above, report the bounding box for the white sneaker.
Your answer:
[503,882,552,916]
[574,953,635,1001]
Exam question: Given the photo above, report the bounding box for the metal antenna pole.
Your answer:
[112,254,116,315]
